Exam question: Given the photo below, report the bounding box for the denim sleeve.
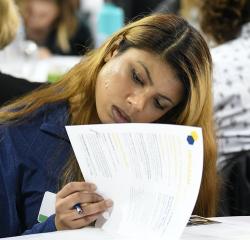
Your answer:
[22,214,57,235]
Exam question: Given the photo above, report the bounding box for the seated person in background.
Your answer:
[0,0,42,106]
[17,0,93,57]
[154,0,201,30]
[200,0,250,216]
[0,0,19,49]
[0,13,219,237]
[154,0,181,15]
[0,73,43,106]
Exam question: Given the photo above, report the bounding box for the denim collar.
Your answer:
[40,102,70,141]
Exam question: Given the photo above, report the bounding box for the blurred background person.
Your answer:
[108,0,163,21]
[17,0,93,57]
[153,0,201,29]
[200,0,250,216]
[179,0,200,29]
[154,0,181,15]
[200,0,250,46]
[0,0,19,49]
[0,0,42,106]
[81,0,184,45]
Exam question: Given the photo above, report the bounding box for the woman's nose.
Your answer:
[127,94,146,112]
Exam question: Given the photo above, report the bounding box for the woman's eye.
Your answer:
[132,69,144,85]
[154,98,165,110]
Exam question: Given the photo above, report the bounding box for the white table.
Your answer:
[3,217,250,240]
[0,54,81,83]
[182,216,250,240]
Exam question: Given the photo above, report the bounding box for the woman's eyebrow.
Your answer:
[137,60,174,105]
[137,60,153,85]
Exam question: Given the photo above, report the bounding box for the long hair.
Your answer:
[17,0,79,53]
[56,0,78,53]
[179,0,201,21]
[200,0,250,44]
[0,14,218,217]
[0,0,19,49]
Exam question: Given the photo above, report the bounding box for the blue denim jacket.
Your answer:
[0,102,72,237]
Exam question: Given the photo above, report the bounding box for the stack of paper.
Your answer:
[66,123,203,240]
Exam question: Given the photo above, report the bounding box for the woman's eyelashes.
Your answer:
[154,98,165,110]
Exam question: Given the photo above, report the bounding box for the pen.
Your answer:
[74,203,83,214]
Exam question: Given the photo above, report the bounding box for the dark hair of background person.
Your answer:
[200,0,250,44]
[154,0,181,15]
[111,0,164,21]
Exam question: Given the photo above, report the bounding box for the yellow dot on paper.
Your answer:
[191,131,198,141]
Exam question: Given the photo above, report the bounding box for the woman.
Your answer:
[200,0,250,216]
[0,0,19,49]
[17,0,93,56]
[0,0,42,106]
[0,13,218,237]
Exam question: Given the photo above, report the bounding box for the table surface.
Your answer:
[181,216,250,240]
[0,55,81,83]
[3,216,250,240]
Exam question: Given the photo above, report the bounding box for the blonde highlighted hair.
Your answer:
[0,13,218,217]
[0,0,19,49]
[56,0,78,53]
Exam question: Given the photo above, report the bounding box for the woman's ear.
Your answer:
[104,49,119,62]
[104,37,124,62]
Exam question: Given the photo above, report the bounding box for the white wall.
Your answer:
[81,0,104,46]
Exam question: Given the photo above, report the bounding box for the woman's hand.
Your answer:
[55,182,113,230]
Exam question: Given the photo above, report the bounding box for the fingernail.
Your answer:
[91,184,97,190]
[105,199,113,207]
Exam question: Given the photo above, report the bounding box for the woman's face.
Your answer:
[95,48,184,123]
[23,0,59,31]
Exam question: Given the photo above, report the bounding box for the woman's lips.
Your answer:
[112,105,131,123]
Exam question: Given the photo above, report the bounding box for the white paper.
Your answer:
[66,123,203,240]
[37,191,56,223]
